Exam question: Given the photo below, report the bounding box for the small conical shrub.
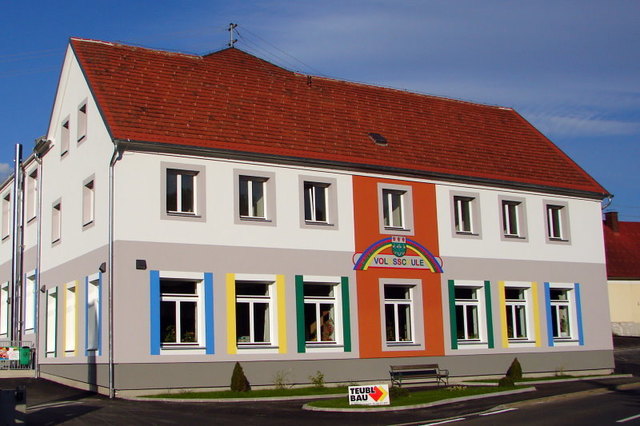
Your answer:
[498,376,515,387]
[230,362,251,392]
[506,357,523,380]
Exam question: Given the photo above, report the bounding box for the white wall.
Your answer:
[113,151,356,252]
[436,183,606,264]
[40,46,114,272]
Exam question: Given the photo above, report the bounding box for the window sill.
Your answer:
[26,216,37,225]
[503,234,526,240]
[82,220,95,230]
[166,212,201,218]
[51,238,61,247]
[304,221,334,227]
[548,237,570,243]
[77,135,87,144]
[240,216,270,222]
[1,235,8,242]
[455,231,480,237]
[237,343,277,349]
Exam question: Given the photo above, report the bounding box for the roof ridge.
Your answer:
[70,37,202,60]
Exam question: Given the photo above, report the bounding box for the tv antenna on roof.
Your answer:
[227,23,238,47]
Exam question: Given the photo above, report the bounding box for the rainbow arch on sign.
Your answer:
[353,237,443,272]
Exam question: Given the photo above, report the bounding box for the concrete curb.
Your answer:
[460,374,633,387]
[301,387,536,413]
[124,392,346,403]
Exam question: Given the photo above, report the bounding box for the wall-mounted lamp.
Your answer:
[99,262,107,273]
[40,285,46,293]
[136,259,147,270]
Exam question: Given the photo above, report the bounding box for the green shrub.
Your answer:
[389,386,410,398]
[498,376,515,387]
[309,370,325,388]
[230,362,251,392]
[506,357,523,380]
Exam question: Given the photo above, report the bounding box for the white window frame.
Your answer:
[82,177,95,227]
[549,284,577,341]
[500,197,528,241]
[450,191,482,239]
[239,176,267,219]
[46,287,58,357]
[64,282,77,355]
[303,279,342,347]
[166,169,197,215]
[235,280,276,347]
[159,277,204,348]
[454,282,487,345]
[1,192,10,240]
[77,102,87,143]
[504,282,533,343]
[61,118,70,157]
[304,182,329,223]
[86,274,100,352]
[26,168,38,223]
[234,170,276,225]
[52,200,62,244]
[383,284,415,345]
[161,162,206,222]
[545,202,570,243]
[377,183,414,235]
[24,271,37,333]
[0,282,8,336]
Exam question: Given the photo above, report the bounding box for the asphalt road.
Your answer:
[1,336,638,425]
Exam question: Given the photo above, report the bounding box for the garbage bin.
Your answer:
[19,347,30,367]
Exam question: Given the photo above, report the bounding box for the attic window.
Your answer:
[368,132,388,146]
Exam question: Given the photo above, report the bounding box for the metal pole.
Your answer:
[10,144,23,343]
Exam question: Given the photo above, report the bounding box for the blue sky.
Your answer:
[1,1,639,220]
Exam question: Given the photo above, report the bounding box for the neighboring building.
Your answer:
[0,38,614,396]
[604,211,640,336]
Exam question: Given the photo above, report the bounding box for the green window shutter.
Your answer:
[448,280,458,350]
[341,276,351,352]
[484,280,494,349]
[295,275,306,353]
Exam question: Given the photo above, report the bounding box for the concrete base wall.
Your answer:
[38,349,614,396]
[612,322,640,337]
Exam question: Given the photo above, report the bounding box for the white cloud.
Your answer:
[0,163,12,181]
[524,112,640,138]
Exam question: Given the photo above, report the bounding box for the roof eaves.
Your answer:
[114,138,609,200]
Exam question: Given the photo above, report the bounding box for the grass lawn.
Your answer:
[307,386,524,409]
[145,386,349,399]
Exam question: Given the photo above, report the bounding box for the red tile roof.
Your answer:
[70,38,608,197]
[604,219,640,279]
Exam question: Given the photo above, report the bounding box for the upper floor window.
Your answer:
[83,178,95,227]
[52,201,62,244]
[26,169,38,222]
[162,163,206,221]
[382,189,405,229]
[61,119,70,156]
[235,170,275,225]
[239,176,267,219]
[545,202,570,243]
[1,193,10,240]
[454,196,475,234]
[166,169,196,214]
[304,182,329,223]
[378,183,413,235]
[500,197,527,240]
[77,102,87,143]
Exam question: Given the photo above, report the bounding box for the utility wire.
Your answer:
[235,25,327,77]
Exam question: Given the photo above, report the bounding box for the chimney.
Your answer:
[604,211,619,233]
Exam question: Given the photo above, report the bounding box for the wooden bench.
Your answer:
[389,364,449,387]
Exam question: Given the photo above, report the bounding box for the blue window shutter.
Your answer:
[150,270,160,355]
[204,273,215,354]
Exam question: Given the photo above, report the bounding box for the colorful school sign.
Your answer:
[353,236,443,272]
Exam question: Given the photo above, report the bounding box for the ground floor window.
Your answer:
[236,281,273,345]
[295,275,351,353]
[505,287,528,340]
[160,279,201,346]
[46,287,58,357]
[86,274,101,354]
[448,280,493,349]
[545,283,583,346]
[150,271,214,355]
[384,285,414,344]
